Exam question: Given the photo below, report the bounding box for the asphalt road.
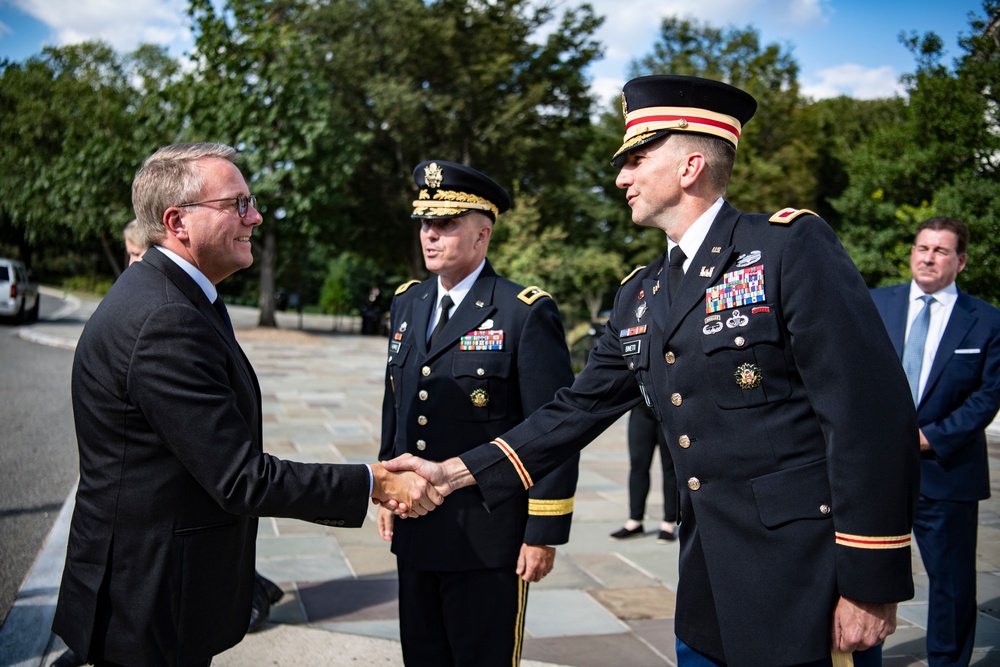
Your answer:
[0,294,79,628]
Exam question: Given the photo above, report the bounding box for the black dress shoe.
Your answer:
[657,529,676,543]
[609,524,644,540]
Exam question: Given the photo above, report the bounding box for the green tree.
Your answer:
[833,1,1000,301]
[0,42,179,276]
[185,0,368,326]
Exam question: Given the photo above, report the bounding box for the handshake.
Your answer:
[369,453,474,517]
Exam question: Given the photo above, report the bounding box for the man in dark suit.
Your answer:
[378,160,578,666]
[871,217,1000,666]
[52,142,441,667]
[390,76,920,667]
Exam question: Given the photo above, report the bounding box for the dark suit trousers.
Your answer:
[627,404,678,522]
[397,557,527,667]
[914,495,979,667]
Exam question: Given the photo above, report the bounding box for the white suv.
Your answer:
[0,258,39,322]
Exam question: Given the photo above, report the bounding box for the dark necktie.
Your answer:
[429,294,454,346]
[902,294,935,405]
[667,245,687,303]
[213,297,235,337]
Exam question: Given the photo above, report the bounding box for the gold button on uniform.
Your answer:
[734,336,745,347]
[678,435,691,448]
[665,351,675,364]
[417,416,428,426]
[419,390,429,401]
[477,368,485,377]
[687,477,701,491]
[629,361,635,371]
[421,366,431,377]
[820,504,831,515]
[671,393,683,406]
[416,440,426,451]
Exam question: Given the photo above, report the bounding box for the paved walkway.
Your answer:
[4,293,1000,666]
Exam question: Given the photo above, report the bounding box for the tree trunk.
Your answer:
[257,228,277,327]
[99,232,122,278]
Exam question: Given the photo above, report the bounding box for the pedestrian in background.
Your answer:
[610,403,678,543]
[871,216,1000,666]
[378,160,579,666]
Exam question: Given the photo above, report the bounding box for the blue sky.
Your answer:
[0,0,986,103]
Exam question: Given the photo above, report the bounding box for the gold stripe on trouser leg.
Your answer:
[831,650,855,667]
[512,578,529,666]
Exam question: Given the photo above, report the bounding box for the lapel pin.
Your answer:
[700,266,714,278]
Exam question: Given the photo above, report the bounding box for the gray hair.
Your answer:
[131,143,238,247]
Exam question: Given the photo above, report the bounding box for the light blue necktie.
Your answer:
[902,295,935,405]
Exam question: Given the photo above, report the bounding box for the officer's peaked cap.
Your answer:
[611,75,758,167]
[411,160,512,222]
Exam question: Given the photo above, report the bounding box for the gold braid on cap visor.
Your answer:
[620,106,743,149]
[412,189,499,218]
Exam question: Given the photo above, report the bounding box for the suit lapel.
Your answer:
[662,204,739,341]
[885,285,909,358]
[922,293,977,402]
[143,248,258,389]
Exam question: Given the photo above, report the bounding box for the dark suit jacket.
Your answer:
[381,260,578,571]
[53,248,371,667]
[461,204,920,666]
[871,283,1000,500]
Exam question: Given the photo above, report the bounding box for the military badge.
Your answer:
[479,319,494,329]
[399,321,408,332]
[638,289,644,299]
[725,309,749,328]
[460,330,504,351]
[620,325,647,337]
[636,301,648,320]
[735,363,762,389]
[703,321,723,335]
[424,162,444,189]
[653,281,660,295]
[752,306,770,314]
[471,388,489,408]
[700,266,714,278]
[735,250,762,268]
[705,265,765,314]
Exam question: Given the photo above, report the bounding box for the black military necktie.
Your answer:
[667,245,687,304]
[428,294,454,345]
[213,297,235,337]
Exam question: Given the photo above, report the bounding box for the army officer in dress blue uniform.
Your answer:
[387,77,921,667]
[378,160,579,667]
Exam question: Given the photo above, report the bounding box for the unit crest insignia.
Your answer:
[734,363,762,390]
[471,389,489,408]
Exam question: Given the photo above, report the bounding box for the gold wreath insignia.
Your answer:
[470,388,489,408]
[734,363,762,390]
[621,92,628,119]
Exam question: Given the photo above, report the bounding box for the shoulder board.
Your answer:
[620,265,646,285]
[394,280,420,295]
[517,286,551,305]
[769,208,818,225]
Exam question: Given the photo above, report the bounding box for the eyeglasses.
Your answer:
[178,194,258,218]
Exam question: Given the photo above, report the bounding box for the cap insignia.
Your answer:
[621,92,628,119]
[424,162,444,189]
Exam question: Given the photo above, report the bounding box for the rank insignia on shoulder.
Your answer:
[621,265,646,285]
[769,208,817,224]
[518,286,551,305]
[395,280,420,295]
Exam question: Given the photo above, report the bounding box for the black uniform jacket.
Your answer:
[53,248,370,667]
[381,259,578,571]
[460,204,920,666]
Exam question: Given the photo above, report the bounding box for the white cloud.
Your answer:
[801,63,904,100]
[10,0,192,56]
[0,20,11,38]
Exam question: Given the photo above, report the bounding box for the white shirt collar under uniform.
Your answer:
[426,259,486,338]
[668,197,724,273]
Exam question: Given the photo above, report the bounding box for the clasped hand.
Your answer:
[370,454,456,517]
